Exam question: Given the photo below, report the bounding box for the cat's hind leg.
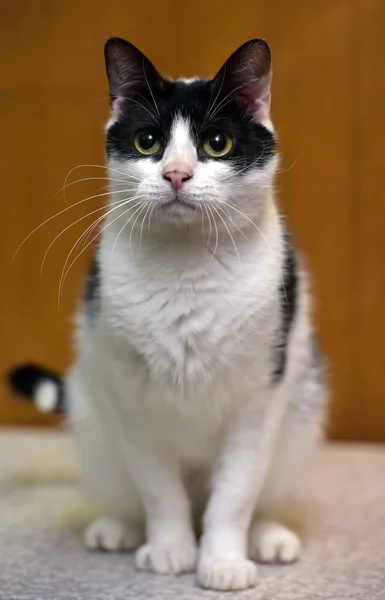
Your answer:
[249,358,325,564]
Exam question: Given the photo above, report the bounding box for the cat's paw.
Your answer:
[135,538,197,575]
[197,555,258,591]
[249,520,301,564]
[85,517,143,552]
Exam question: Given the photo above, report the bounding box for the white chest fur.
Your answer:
[98,217,283,399]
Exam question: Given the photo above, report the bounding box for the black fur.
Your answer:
[105,38,276,172]
[272,232,298,382]
[8,364,65,414]
[107,80,275,171]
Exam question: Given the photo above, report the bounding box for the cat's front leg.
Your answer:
[197,396,285,591]
[123,429,197,575]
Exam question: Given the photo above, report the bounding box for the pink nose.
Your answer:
[163,170,192,192]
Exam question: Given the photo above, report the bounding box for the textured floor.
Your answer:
[0,429,384,599]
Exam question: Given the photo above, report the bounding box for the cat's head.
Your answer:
[104,38,277,231]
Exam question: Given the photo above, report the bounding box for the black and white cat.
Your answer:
[10,38,325,591]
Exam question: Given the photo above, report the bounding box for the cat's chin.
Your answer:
[160,203,197,217]
[156,198,199,226]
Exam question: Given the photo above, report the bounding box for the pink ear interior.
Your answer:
[239,71,272,122]
[104,38,160,114]
[212,39,272,123]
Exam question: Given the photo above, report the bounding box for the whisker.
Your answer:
[210,205,242,267]
[202,203,212,248]
[139,201,154,256]
[61,164,139,206]
[135,93,160,122]
[205,203,219,266]
[48,176,128,206]
[39,195,138,276]
[147,202,156,234]
[63,163,141,182]
[206,77,262,123]
[204,64,227,124]
[58,196,145,305]
[142,57,160,118]
[121,95,158,122]
[108,200,147,272]
[217,204,248,240]
[275,153,304,175]
[129,202,149,258]
[219,144,266,182]
[221,200,288,303]
[12,187,139,263]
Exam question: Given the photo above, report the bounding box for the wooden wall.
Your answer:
[0,1,384,439]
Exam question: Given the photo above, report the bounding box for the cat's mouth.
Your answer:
[159,195,196,211]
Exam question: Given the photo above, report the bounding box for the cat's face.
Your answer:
[105,38,277,231]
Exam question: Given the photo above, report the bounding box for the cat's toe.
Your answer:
[197,555,258,591]
[135,539,197,575]
[85,517,142,552]
[249,520,302,564]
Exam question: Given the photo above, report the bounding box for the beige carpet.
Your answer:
[0,429,384,600]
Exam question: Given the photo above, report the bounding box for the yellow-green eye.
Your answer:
[203,132,233,158]
[134,131,161,155]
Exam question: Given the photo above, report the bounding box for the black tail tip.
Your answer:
[7,364,64,414]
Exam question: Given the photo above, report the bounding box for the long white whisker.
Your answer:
[135,93,160,122]
[204,64,227,123]
[63,163,141,181]
[147,202,156,235]
[58,197,145,305]
[275,153,304,175]
[129,202,149,258]
[207,77,262,123]
[139,201,154,256]
[217,204,248,240]
[12,187,139,263]
[205,203,219,265]
[120,95,158,122]
[219,145,266,182]
[53,177,130,201]
[210,205,241,267]
[40,195,140,276]
[143,57,160,118]
[221,200,287,303]
[58,196,144,287]
[108,200,147,271]
[48,177,129,205]
[61,164,139,206]
[202,203,212,248]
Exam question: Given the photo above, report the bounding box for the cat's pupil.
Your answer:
[209,133,226,152]
[139,132,156,150]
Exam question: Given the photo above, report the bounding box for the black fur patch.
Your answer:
[272,231,298,382]
[84,254,100,322]
[107,79,276,171]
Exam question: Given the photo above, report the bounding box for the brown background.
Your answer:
[0,1,384,439]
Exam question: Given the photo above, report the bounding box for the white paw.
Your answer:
[85,517,143,552]
[135,538,197,575]
[197,555,258,591]
[249,520,301,564]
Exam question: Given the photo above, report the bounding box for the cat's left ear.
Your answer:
[212,39,272,123]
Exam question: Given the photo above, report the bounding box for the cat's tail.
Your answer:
[8,365,65,414]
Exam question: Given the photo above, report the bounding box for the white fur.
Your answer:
[35,380,59,413]
[67,107,325,591]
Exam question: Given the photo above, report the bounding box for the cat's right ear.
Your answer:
[104,38,160,116]
[212,39,272,124]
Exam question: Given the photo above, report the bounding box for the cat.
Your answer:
[9,37,325,591]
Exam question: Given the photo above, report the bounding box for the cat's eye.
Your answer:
[134,131,161,155]
[203,132,233,158]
